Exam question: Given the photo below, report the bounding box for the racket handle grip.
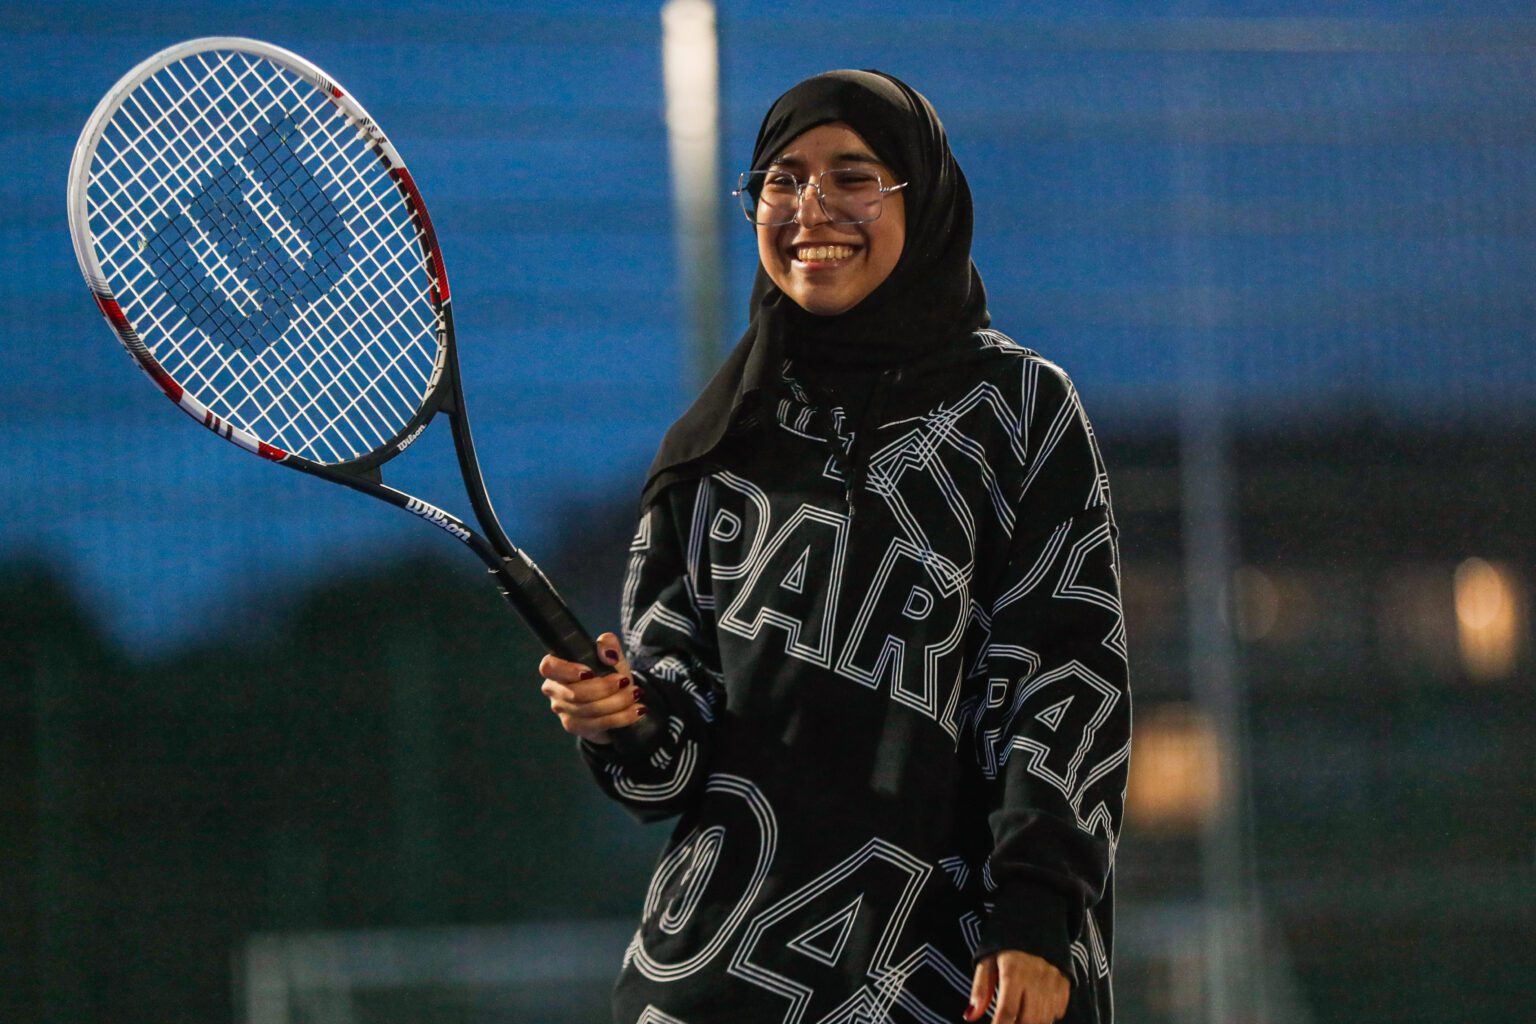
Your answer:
[546,613,664,757]
[493,551,604,664]
[491,554,665,758]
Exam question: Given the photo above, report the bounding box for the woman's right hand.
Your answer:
[538,631,647,745]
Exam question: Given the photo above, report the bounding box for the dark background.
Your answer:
[4,2,1532,1022]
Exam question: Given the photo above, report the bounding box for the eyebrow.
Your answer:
[768,150,884,168]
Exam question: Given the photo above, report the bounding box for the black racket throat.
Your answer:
[300,388,664,756]
[317,329,664,756]
[310,334,591,666]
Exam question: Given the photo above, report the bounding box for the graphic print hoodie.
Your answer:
[582,331,1131,1024]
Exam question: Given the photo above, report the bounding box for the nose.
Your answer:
[793,176,830,227]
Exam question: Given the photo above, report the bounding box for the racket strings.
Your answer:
[98,53,391,459]
[147,63,420,458]
[172,52,436,458]
[91,54,372,462]
[85,48,443,465]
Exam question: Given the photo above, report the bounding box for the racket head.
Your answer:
[68,37,452,472]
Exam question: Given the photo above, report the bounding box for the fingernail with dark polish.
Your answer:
[604,649,620,663]
[637,706,648,716]
[618,677,630,689]
[579,670,594,680]
[633,688,645,701]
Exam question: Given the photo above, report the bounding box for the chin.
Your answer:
[795,296,855,316]
[784,284,864,316]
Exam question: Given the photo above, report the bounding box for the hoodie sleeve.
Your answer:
[579,478,725,823]
[969,360,1131,982]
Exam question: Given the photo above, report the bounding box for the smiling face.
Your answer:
[755,122,906,317]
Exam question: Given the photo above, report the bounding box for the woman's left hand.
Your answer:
[964,949,1070,1024]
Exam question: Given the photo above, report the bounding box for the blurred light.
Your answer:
[1230,565,1279,642]
[1220,566,1318,646]
[661,0,717,144]
[1454,558,1523,681]
[1126,703,1223,833]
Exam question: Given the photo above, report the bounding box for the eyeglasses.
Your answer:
[732,168,908,226]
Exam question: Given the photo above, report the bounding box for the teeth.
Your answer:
[796,244,854,262]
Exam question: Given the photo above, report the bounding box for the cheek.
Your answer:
[757,226,781,269]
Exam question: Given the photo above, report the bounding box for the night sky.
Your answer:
[7,0,1533,649]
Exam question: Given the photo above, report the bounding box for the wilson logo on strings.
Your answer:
[144,114,350,354]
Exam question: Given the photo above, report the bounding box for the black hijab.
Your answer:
[639,69,988,510]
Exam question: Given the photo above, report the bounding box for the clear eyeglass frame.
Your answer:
[731,169,909,226]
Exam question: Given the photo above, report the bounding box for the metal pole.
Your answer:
[1165,27,1269,1023]
[661,0,726,394]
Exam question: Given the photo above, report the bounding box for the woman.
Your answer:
[539,70,1130,1024]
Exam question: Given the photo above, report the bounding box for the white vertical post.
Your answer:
[1163,16,1268,1021]
[661,0,725,394]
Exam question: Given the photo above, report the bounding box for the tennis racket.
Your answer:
[67,37,659,753]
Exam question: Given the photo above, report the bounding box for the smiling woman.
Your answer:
[537,69,1130,1024]
[748,122,907,315]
